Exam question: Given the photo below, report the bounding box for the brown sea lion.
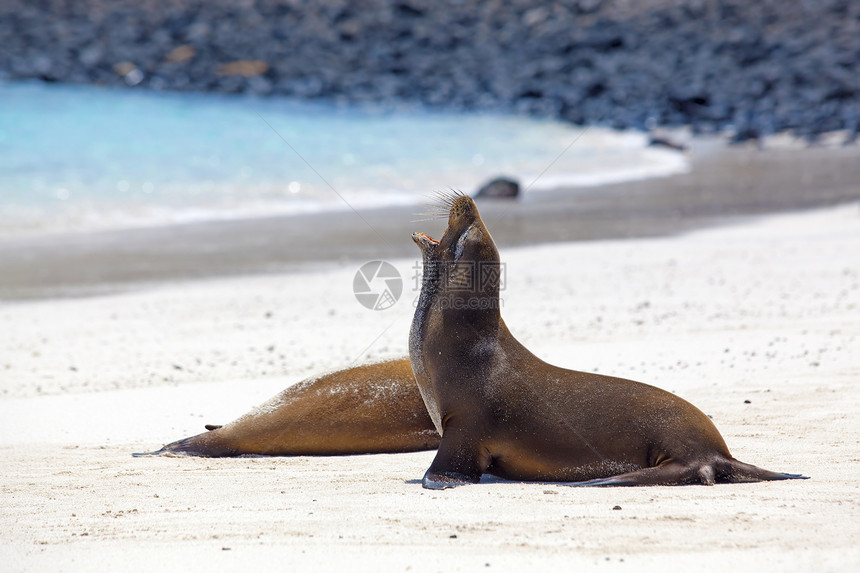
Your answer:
[133,358,438,457]
[409,191,807,489]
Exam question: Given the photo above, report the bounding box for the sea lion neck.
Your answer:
[410,194,503,372]
[409,193,502,435]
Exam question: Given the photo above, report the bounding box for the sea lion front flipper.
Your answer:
[422,470,478,490]
[421,425,486,490]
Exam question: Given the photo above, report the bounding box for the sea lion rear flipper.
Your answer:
[567,458,809,487]
[717,458,809,483]
[132,430,237,458]
[565,460,702,487]
[204,424,222,431]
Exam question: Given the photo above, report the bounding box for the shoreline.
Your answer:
[2,141,859,301]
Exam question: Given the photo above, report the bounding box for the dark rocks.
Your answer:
[474,178,521,200]
[0,1,857,139]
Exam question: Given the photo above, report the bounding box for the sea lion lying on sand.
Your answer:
[134,358,438,457]
[137,192,806,489]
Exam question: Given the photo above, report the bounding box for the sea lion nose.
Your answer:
[412,233,438,250]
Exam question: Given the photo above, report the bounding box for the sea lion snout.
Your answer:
[412,232,439,253]
[412,192,499,295]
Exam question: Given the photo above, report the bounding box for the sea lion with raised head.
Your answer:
[409,191,807,489]
[134,358,438,457]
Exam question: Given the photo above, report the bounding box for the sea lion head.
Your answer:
[411,191,501,313]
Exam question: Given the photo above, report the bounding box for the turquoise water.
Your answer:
[0,82,686,237]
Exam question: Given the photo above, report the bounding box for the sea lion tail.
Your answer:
[717,458,809,483]
[132,428,237,458]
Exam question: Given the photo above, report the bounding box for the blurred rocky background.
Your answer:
[1,0,857,141]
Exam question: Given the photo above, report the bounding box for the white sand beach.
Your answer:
[1,202,858,571]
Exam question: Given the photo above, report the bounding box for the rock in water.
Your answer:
[474,177,520,199]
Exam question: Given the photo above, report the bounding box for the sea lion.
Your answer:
[134,358,438,457]
[409,191,807,489]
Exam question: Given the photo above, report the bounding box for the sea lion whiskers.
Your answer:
[443,187,467,207]
[412,202,452,223]
[419,200,451,209]
[427,188,464,211]
[416,202,452,216]
[427,196,455,213]
[428,189,453,202]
